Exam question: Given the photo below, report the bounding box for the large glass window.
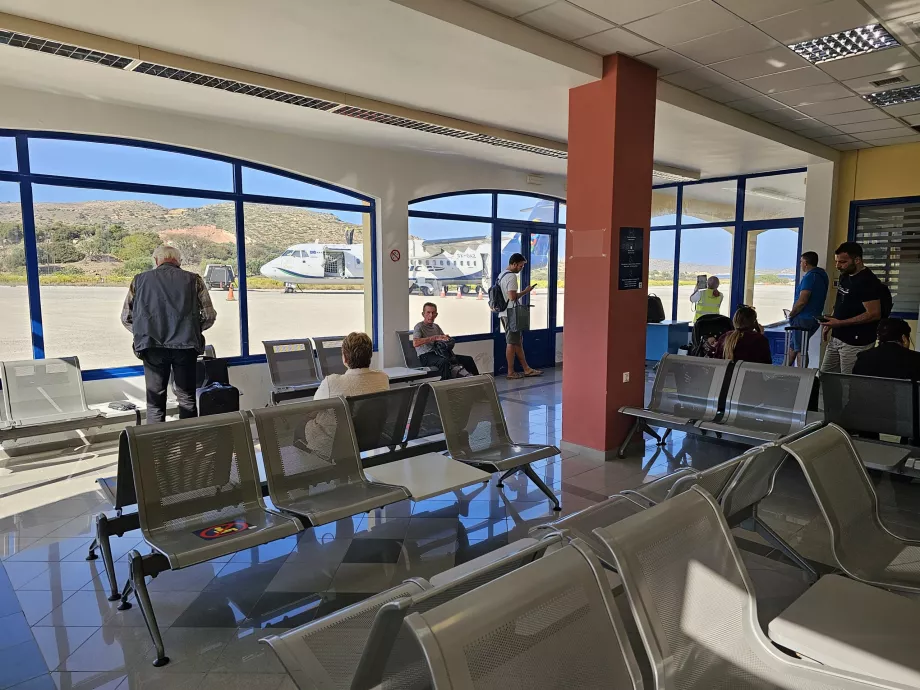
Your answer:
[677,226,734,322]
[0,134,375,373]
[498,194,555,222]
[649,230,676,319]
[409,194,492,217]
[557,229,566,327]
[681,181,737,225]
[744,172,807,221]
[0,182,30,360]
[744,227,800,324]
[32,186,241,369]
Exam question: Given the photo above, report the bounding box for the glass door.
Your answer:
[738,220,803,325]
[493,223,558,375]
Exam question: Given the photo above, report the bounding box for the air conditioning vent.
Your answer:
[466,134,569,158]
[870,75,909,88]
[335,106,472,139]
[0,29,133,69]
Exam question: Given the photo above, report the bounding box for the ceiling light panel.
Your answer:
[864,83,920,105]
[788,24,900,64]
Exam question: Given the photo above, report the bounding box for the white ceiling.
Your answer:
[0,0,825,177]
[468,0,920,150]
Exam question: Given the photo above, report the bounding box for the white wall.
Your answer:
[0,83,567,388]
[802,161,837,367]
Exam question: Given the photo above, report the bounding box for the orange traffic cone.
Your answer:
[456,286,463,299]
[227,284,236,301]
[477,288,484,300]
[439,286,446,298]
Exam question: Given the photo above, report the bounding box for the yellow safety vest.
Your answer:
[694,289,723,321]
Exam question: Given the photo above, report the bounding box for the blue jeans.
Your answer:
[789,316,819,352]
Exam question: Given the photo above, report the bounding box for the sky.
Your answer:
[0,136,799,269]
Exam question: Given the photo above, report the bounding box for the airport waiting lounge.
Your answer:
[6,1,920,688]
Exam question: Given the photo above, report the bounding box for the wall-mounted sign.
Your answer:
[618,227,644,291]
[390,249,401,262]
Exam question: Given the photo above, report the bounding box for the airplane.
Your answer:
[259,198,557,293]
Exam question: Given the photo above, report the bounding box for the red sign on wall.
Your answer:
[390,249,401,262]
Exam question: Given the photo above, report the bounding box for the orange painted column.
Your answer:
[562,54,657,456]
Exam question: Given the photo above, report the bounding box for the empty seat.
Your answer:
[312,335,347,377]
[396,541,644,690]
[665,453,747,502]
[783,424,920,595]
[397,329,437,372]
[121,412,303,666]
[697,362,815,442]
[619,468,695,507]
[347,386,416,454]
[251,397,411,526]
[426,376,562,510]
[618,354,731,457]
[0,356,100,426]
[263,339,321,404]
[597,487,909,689]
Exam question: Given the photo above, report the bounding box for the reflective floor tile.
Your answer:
[35,591,122,627]
[0,569,21,619]
[57,626,154,673]
[81,562,130,595]
[31,626,97,671]
[284,537,351,567]
[199,673,287,690]
[227,537,298,565]
[0,639,50,689]
[0,612,33,652]
[342,539,403,564]
[107,591,199,630]
[16,591,76,626]
[8,674,57,690]
[4,539,94,564]
[17,561,104,592]
[3,563,50,590]
[329,563,401,593]
[264,562,334,593]
[242,592,324,630]
[145,562,223,593]
[117,671,205,689]
[353,518,410,541]
[43,516,97,540]
[146,627,233,674]
[168,592,255,629]
[64,536,144,565]
[49,672,126,690]
[209,628,289,674]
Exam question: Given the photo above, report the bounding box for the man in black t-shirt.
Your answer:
[820,241,884,374]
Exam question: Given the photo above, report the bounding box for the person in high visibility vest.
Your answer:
[690,276,723,322]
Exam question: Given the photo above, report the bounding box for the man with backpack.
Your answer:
[489,252,543,380]
[820,241,890,374]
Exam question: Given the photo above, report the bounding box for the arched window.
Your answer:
[0,131,375,375]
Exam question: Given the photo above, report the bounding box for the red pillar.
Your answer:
[562,54,657,457]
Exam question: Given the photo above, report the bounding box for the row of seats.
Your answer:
[263,422,920,689]
[618,354,816,456]
[108,375,559,667]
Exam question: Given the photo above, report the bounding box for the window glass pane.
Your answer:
[408,217,491,337]
[0,182,31,360]
[0,137,16,171]
[677,226,734,322]
[744,227,799,325]
[558,203,566,225]
[247,205,370,344]
[32,185,241,369]
[649,229,676,320]
[744,172,806,221]
[557,229,566,327]
[409,193,492,217]
[28,139,233,191]
[681,181,737,226]
[651,187,677,225]
[527,233,551,331]
[241,167,361,205]
[497,194,556,222]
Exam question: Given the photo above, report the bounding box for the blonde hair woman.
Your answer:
[715,306,773,365]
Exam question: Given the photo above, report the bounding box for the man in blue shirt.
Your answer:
[787,251,829,366]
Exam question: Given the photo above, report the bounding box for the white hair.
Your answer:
[153,244,182,265]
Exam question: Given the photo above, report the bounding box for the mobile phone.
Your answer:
[817,315,831,323]
[695,274,707,290]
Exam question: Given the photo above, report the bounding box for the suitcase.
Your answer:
[196,382,240,416]
[196,357,230,388]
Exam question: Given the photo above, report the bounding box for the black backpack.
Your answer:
[488,271,511,313]
[880,282,893,318]
[647,294,666,323]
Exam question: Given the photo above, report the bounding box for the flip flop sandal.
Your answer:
[506,372,525,380]
[524,369,544,377]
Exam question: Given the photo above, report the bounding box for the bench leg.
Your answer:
[617,419,641,459]
[127,550,170,667]
[658,428,672,446]
[522,465,561,512]
[92,514,121,602]
[85,538,98,561]
[750,513,818,583]
[496,468,516,488]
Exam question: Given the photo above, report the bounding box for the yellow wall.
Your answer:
[832,141,920,251]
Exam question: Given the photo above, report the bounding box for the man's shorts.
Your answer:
[789,316,819,352]
[500,317,522,345]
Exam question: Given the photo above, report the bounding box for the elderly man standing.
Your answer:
[121,245,217,422]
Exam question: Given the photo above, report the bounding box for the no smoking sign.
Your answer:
[390,249,401,262]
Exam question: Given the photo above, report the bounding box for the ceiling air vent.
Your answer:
[467,134,568,159]
[131,62,340,111]
[335,106,472,139]
[0,29,133,69]
[870,75,909,88]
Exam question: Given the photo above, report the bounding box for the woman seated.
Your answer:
[854,318,920,380]
[715,306,773,365]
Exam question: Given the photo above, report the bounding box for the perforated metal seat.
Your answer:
[398,330,438,372]
[252,397,410,526]
[618,354,731,457]
[532,494,645,563]
[597,487,912,689]
[620,468,695,507]
[698,362,815,442]
[263,339,322,403]
[398,540,644,690]
[783,424,920,595]
[0,356,100,426]
[666,453,746,501]
[426,376,562,510]
[347,387,416,453]
[122,412,302,666]
[312,336,347,377]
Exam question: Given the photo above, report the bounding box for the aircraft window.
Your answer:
[356,258,362,264]
[293,250,304,258]
[282,250,294,256]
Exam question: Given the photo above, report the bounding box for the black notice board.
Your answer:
[618,226,644,291]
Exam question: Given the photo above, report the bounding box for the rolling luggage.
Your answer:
[196,382,240,416]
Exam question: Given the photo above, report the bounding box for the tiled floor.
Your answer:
[2,368,920,688]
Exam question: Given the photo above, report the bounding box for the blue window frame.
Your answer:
[0,130,377,378]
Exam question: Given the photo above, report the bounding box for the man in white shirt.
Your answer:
[500,252,542,380]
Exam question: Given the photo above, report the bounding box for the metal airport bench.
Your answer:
[783,424,920,595]
[315,333,438,385]
[821,372,918,474]
[598,487,911,690]
[696,361,816,443]
[347,386,417,460]
[377,540,644,690]
[118,412,303,667]
[617,354,732,458]
[425,375,563,510]
[263,338,322,404]
[251,397,412,526]
[397,329,439,374]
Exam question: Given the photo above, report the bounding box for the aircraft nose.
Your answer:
[260,262,274,278]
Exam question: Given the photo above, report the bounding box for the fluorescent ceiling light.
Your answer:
[864,83,920,106]
[788,24,899,64]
